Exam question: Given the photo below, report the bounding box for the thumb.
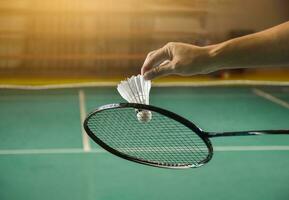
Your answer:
[144,61,174,80]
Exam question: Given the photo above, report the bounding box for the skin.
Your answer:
[141,21,289,80]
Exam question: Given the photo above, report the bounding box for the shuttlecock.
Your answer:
[117,75,152,123]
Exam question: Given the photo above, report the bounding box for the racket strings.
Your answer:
[87,108,209,167]
[89,119,205,166]
[88,110,206,165]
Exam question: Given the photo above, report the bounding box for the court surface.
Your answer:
[1,86,289,200]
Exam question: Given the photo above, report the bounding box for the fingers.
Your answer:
[143,61,174,80]
[141,46,171,75]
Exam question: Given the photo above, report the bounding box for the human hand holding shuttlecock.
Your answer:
[117,75,152,123]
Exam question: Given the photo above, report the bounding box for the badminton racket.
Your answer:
[83,103,289,169]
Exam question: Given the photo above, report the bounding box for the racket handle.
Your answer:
[207,130,289,138]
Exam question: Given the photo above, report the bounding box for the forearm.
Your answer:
[208,21,289,70]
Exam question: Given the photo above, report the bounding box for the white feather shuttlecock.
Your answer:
[117,75,152,123]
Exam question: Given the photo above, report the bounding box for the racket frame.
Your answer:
[84,103,213,169]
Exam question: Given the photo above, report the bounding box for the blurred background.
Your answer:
[0,0,289,83]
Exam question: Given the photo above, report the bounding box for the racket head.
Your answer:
[84,103,213,169]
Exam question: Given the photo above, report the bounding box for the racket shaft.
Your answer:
[207,130,289,138]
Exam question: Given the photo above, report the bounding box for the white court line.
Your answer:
[78,90,91,152]
[253,88,289,109]
[0,148,105,155]
[214,146,289,151]
[1,146,289,155]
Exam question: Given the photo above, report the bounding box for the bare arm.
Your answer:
[211,21,289,69]
[141,21,289,80]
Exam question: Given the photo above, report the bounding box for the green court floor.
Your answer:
[1,86,289,200]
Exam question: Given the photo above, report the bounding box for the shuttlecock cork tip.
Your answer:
[137,110,152,123]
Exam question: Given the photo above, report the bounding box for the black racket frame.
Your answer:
[83,103,213,169]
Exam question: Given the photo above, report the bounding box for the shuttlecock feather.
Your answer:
[117,75,152,123]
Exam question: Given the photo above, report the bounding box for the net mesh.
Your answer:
[86,107,210,167]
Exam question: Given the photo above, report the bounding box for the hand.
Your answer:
[141,42,216,80]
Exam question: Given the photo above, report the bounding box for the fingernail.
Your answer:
[143,73,150,80]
